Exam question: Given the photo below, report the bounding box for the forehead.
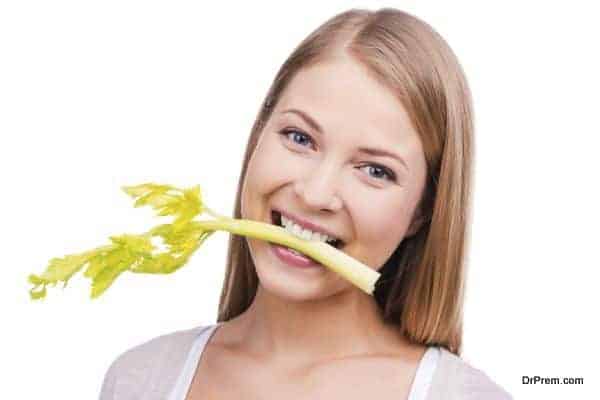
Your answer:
[276,56,420,149]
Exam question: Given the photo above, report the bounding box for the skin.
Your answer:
[186,54,429,399]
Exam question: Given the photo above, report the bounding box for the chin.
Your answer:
[255,263,351,303]
[255,267,320,301]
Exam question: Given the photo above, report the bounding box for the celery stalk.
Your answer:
[27,183,380,300]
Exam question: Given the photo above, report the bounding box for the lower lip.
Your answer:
[269,243,324,269]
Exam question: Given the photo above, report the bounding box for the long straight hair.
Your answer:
[216,8,474,355]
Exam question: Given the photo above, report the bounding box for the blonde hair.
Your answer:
[216,8,474,355]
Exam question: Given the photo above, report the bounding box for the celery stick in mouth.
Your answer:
[27,183,381,300]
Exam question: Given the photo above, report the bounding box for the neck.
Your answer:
[226,284,416,365]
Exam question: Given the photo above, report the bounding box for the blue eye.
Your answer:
[280,128,314,148]
[358,164,397,182]
[279,128,396,183]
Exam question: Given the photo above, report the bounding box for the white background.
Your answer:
[1,1,598,398]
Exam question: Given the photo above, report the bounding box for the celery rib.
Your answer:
[27,183,381,300]
[193,218,380,294]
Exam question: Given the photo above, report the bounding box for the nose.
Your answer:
[293,162,343,212]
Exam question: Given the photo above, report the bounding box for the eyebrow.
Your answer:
[281,108,410,171]
[282,108,323,133]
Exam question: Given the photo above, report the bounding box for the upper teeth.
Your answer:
[281,215,337,244]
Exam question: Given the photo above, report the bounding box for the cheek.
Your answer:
[350,198,412,249]
[363,202,408,240]
[241,134,292,217]
[249,132,309,188]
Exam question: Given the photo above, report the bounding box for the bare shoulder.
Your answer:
[428,349,513,400]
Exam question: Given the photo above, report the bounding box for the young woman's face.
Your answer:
[241,56,428,301]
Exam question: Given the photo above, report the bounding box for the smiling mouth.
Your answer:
[270,210,346,250]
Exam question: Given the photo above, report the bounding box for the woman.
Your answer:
[100,8,512,400]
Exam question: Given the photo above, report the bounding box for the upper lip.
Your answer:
[274,208,344,242]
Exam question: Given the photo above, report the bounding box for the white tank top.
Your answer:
[168,323,440,400]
